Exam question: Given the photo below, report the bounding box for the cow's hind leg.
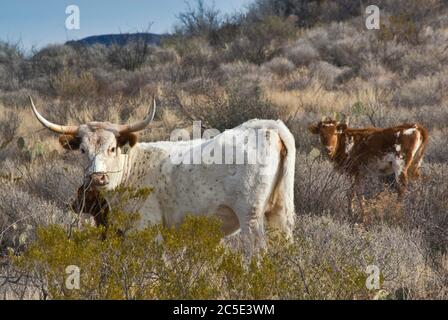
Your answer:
[265,203,294,241]
[238,205,267,255]
[348,174,367,223]
[408,143,426,181]
[393,156,413,199]
[409,126,428,181]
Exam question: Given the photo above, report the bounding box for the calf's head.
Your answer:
[30,97,156,190]
[308,117,349,157]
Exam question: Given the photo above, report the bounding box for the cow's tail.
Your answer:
[410,124,429,180]
[266,120,296,240]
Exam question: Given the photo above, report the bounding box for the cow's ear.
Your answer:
[336,123,348,133]
[308,123,319,134]
[117,133,138,147]
[59,135,81,150]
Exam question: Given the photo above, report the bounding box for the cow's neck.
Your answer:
[331,132,350,169]
[99,144,151,207]
[117,144,146,188]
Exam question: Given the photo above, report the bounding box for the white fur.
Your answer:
[411,129,422,159]
[87,119,296,249]
[403,128,416,135]
[345,136,354,154]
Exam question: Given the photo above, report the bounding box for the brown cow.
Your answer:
[308,118,428,215]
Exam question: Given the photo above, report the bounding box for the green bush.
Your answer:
[13,210,374,299]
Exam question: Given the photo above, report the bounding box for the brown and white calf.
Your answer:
[308,118,428,210]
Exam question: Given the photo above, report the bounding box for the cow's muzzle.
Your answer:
[90,172,110,187]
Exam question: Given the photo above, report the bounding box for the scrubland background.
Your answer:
[0,0,447,299]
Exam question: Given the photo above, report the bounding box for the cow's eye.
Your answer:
[80,148,86,154]
[110,147,116,153]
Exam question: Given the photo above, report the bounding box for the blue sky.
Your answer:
[0,0,253,50]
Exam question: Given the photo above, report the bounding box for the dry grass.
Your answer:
[1,0,448,299]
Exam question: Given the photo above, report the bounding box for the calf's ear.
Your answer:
[59,135,81,150]
[117,132,138,147]
[308,123,319,134]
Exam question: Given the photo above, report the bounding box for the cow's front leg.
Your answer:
[348,174,368,223]
[396,170,409,199]
[348,180,356,218]
[348,175,362,220]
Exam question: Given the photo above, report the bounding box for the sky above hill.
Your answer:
[0,0,252,51]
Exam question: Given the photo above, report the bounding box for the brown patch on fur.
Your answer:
[265,137,287,233]
[72,186,109,228]
[117,132,138,147]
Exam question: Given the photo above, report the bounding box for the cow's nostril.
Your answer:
[91,173,109,186]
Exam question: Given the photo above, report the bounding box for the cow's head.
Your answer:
[308,117,349,157]
[30,97,156,190]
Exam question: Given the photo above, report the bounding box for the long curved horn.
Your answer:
[29,96,78,135]
[116,97,156,134]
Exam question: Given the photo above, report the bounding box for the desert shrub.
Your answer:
[89,68,152,97]
[306,23,371,74]
[262,57,295,77]
[379,13,420,44]
[107,37,155,71]
[283,39,320,66]
[247,0,362,27]
[148,47,180,66]
[394,72,447,107]
[0,41,26,91]
[399,48,444,78]
[361,190,404,225]
[377,0,442,45]
[11,212,379,300]
[50,70,99,99]
[227,16,297,64]
[178,38,217,80]
[310,61,352,89]
[175,0,222,38]
[16,159,82,206]
[294,152,351,218]
[217,61,273,89]
[180,79,283,131]
[30,45,76,78]
[358,62,397,89]
[0,186,67,254]
[425,128,448,163]
[208,17,242,48]
[404,163,448,255]
[0,110,19,151]
[11,211,441,300]
[297,214,447,299]
[0,88,36,109]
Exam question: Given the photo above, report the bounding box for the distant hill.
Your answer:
[66,33,168,47]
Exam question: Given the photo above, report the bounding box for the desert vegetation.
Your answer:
[1,0,447,299]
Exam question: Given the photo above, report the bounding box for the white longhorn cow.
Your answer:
[30,97,296,248]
